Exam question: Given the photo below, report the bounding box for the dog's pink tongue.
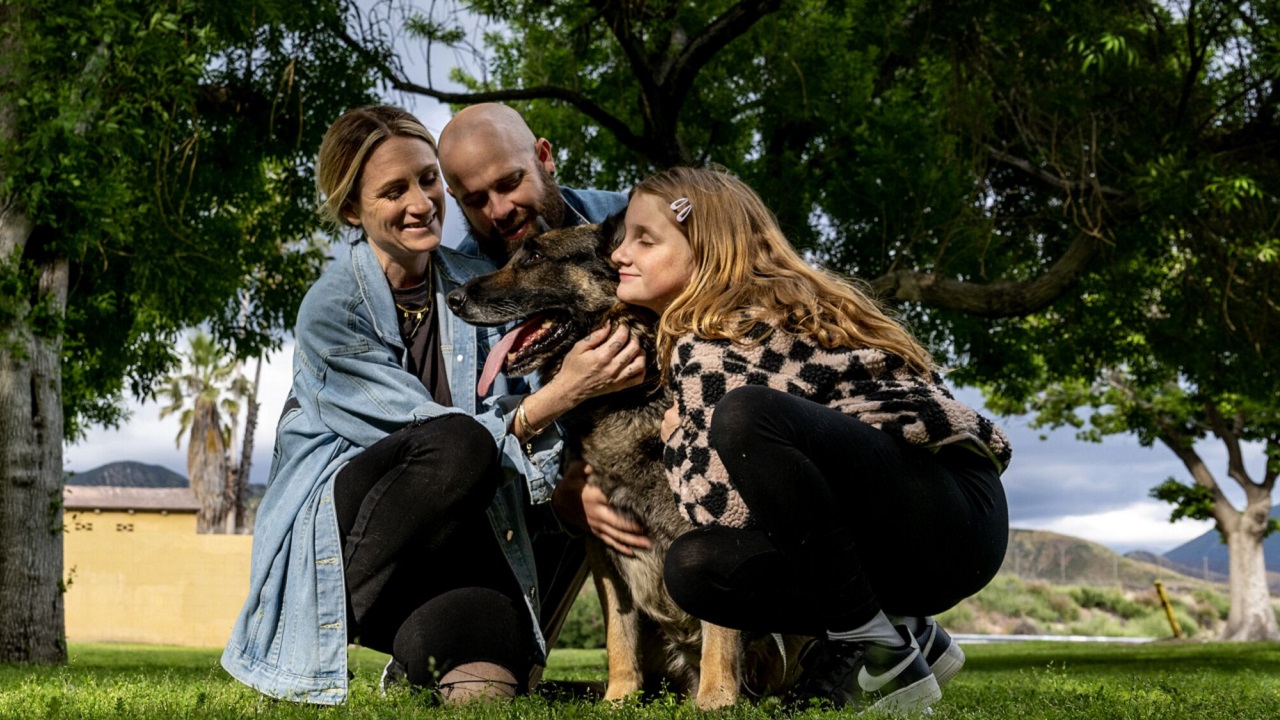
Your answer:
[477,317,542,397]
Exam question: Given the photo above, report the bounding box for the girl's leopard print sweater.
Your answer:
[662,330,1012,529]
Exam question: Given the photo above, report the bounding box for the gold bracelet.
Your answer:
[516,400,546,438]
[515,400,545,458]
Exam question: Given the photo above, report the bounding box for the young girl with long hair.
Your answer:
[611,166,1011,714]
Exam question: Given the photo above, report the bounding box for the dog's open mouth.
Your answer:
[477,311,576,395]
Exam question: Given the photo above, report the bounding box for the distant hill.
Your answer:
[1125,550,1226,583]
[66,461,187,488]
[1003,528,1218,593]
[1163,505,1280,576]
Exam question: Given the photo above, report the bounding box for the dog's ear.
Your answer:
[599,210,626,258]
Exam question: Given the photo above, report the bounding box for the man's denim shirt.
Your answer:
[221,241,564,704]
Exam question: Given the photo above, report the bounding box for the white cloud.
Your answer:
[1018,501,1216,555]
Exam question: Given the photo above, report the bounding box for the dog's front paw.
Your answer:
[694,685,738,711]
[603,680,642,704]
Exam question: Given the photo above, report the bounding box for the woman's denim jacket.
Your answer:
[221,241,563,704]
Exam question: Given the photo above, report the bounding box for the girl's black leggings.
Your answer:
[664,385,1008,636]
[333,414,532,688]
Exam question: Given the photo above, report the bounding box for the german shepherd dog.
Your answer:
[445,216,805,709]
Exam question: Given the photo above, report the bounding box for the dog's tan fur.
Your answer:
[447,219,805,708]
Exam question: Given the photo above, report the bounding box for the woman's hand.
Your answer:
[552,459,651,556]
[660,399,680,443]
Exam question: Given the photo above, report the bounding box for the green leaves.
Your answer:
[1150,477,1217,525]
[2,0,381,438]
[1069,32,1139,74]
[1204,175,1263,213]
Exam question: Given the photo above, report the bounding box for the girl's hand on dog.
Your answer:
[520,324,645,437]
[554,323,646,403]
[553,459,651,556]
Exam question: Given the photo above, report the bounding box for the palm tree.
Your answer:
[158,332,252,534]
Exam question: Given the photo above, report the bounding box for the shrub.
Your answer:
[1191,588,1230,621]
[972,575,1078,624]
[1067,612,1126,637]
[1069,586,1148,619]
[1009,618,1041,635]
[1132,606,1201,639]
[1188,599,1224,631]
[1046,591,1082,622]
[557,584,606,649]
[936,603,975,632]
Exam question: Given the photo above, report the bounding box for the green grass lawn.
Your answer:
[1,641,1278,719]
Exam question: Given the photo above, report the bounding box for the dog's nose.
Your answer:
[445,288,468,313]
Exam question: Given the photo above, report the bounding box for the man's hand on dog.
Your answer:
[553,459,652,556]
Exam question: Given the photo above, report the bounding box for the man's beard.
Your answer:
[469,163,568,263]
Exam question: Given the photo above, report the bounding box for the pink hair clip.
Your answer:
[670,197,692,223]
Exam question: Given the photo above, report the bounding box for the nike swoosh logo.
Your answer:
[857,647,920,693]
[919,626,936,659]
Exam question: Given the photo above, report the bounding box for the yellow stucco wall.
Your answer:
[64,509,253,648]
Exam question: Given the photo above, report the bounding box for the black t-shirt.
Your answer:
[391,280,453,408]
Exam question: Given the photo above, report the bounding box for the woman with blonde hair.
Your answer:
[222,105,644,705]
[611,166,1011,714]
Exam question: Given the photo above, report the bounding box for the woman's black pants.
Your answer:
[333,414,532,687]
[663,385,1008,636]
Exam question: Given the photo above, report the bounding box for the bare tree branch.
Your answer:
[869,232,1102,317]
[591,0,658,92]
[332,23,650,157]
[1158,433,1233,512]
[986,145,1125,197]
[666,0,784,113]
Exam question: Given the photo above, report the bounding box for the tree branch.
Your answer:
[869,232,1102,317]
[1157,432,1233,513]
[591,0,658,91]
[986,145,1125,197]
[1175,0,1206,128]
[665,0,784,112]
[1263,436,1278,490]
[1204,400,1252,488]
[333,24,649,157]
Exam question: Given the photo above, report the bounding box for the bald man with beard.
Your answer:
[437,103,647,689]
[438,103,629,265]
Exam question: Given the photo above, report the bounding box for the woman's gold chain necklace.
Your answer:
[394,264,433,340]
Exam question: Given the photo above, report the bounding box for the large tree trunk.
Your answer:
[0,257,69,665]
[1221,498,1280,641]
[0,2,68,665]
[1162,421,1280,642]
[189,401,229,534]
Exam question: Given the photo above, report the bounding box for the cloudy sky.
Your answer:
[64,7,1261,557]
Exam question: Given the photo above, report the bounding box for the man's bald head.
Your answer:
[438,103,540,172]
[436,104,565,262]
